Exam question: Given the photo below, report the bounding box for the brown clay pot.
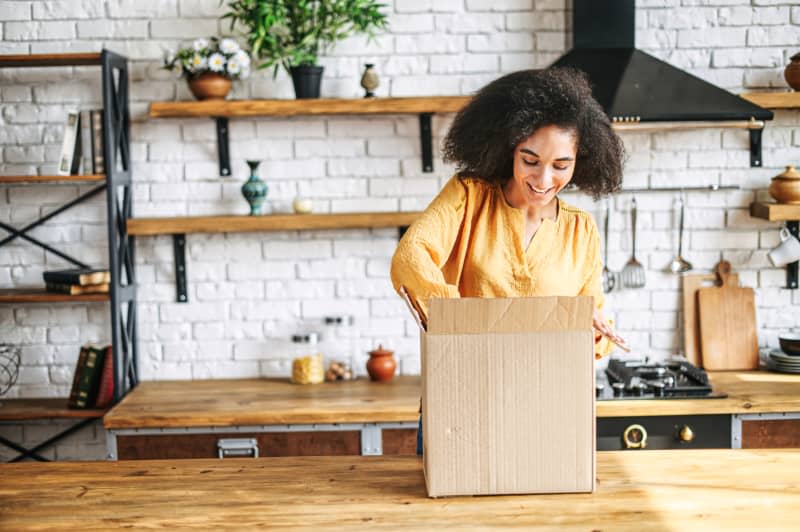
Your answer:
[784,53,800,91]
[769,165,800,204]
[366,344,396,382]
[188,72,232,100]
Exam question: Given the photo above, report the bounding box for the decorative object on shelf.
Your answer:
[290,333,324,385]
[241,160,268,215]
[222,0,388,99]
[769,165,800,204]
[768,226,800,268]
[325,360,354,382]
[57,110,82,176]
[360,63,379,98]
[366,344,396,382]
[0,344,21,398]
[163,37,250,100]
[785,53,800,91]
[292,197,313,214]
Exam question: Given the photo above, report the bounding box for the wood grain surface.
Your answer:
[149,96,472,118]
[1,450,799,530]
[103,376,422,429]
[740,91,800,109]
[103,371,800,430]
[0,174,105,184]
[698,270,759,370]
[681,273,738,367]
[0,288,109,303]
[750,201,800,221]
[127,211,421,235]
[0,398,107,421]
[0,52,102,67]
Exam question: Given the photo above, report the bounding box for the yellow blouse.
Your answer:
[391,176,612,358]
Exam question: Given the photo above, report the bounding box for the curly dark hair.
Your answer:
[442,67,624,199]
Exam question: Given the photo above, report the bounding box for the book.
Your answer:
[45,282,109,295]
[43,268,110,286]
[67,346,88,408]
[68,344,106,409]
[94,345,114,408]
[57,110,82,176]
[89,109,104,174]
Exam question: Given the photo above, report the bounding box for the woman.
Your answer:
[389,67,627,455]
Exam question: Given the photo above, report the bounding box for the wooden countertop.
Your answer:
[1,450,798,530]
[104,371,800,429]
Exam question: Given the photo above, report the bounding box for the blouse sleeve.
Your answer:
[390,177,466,319]
[578,215,614,359]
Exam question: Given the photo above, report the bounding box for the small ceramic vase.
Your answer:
[188,72,232,100]
[366,344,396,382]
[769,165,800,204]
[785,53,800,91]
[241,160,268,215]
[360,63,379,98]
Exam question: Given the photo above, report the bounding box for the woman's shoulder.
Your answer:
[434,175,495,207]
[558,198,599,235]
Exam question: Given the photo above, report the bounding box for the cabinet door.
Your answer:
[741,419,800,448]
[116,431,361,460]
[382,428,417,455]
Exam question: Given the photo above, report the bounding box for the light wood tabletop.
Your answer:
[103,371,800,430]
[1,449,798,530]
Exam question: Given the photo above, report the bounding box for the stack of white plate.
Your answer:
[764,348,800,374]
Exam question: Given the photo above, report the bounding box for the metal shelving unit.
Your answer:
[0,51,138,410]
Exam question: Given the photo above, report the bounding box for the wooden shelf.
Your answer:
[0,398,108,420]
[149,96,471,118]
[750,201,800,221]
[740,91,800,110]
[0,53,102,68]
[0,289,109,303]
[0,174,105,185]
[127,211,421,236]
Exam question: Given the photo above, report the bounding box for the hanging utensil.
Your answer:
[602,202,615,293]
[621,197,646,289]
[668,195,693,274]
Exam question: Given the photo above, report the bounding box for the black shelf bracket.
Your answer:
[173,234,188,302]
[787,220,799,289]
[216,117,231,177]
[419,113,433,173]
[749,127,763,167]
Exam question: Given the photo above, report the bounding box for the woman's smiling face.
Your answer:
[510,124,578,208]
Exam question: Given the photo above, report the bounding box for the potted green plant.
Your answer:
[163,37,251,100]
[221,0,389,99]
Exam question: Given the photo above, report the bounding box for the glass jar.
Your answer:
[290,332,324,384]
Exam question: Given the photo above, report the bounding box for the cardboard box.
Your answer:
[421,296,595,497]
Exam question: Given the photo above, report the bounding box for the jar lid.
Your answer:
[369,344,393,356]
[292,332,319,344]
[774,165,800,180]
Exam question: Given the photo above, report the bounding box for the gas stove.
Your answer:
[596,357,727,401]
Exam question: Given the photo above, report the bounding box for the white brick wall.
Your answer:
[2,0,800,460]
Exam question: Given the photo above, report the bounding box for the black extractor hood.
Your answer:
[551,0,772,166]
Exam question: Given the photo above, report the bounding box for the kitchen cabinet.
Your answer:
[3,450,800,530]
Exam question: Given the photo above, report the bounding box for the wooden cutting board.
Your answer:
[682,272,738,367]
[697,261,758,370]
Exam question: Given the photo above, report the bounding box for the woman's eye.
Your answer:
[523,160,538,166]
[555,165,570,171]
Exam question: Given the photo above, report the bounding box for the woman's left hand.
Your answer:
[593,310,627,350]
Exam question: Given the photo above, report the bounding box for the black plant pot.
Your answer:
[289,65,324,99]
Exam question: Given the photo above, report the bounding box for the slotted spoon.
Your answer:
[621,197,646,288]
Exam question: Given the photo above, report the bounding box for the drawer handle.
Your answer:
[217,438,259,459]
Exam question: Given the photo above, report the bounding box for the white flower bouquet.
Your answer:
[163,37,251,80]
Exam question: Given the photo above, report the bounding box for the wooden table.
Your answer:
[102,371,800,459]
[1,450,798,530]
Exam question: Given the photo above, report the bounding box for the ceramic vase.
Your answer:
[360,63,379,98]
[769,165,800,204]
[290,65,324,99]
[241,160,268,215]
[188,72,232,100]
[785,53,800,91]
[366,344,396,382]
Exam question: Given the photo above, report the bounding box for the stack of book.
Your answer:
[68,344,114,409]
[43,268,110,295]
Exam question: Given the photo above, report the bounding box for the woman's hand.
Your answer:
[593,310,628,352]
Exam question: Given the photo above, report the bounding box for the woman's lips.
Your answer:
[527,182,554,195]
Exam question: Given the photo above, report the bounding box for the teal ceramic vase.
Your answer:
[241,160,267,215]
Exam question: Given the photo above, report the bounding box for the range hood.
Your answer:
[550,0,772,166]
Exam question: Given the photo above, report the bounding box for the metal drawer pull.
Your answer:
[217,438,259,459]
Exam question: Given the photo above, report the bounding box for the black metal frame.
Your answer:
[101,49,138,401]
[0,417,97,462]
[787,221,799,289]
[0,49,137,406]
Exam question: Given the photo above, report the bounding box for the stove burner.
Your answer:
[598,357,726,401]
